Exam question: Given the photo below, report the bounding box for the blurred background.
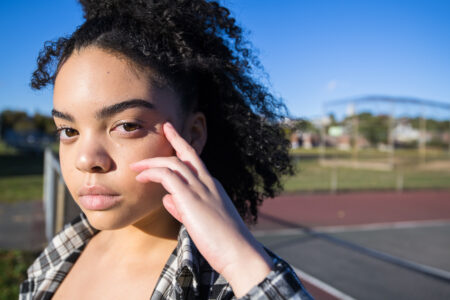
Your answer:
[0,1,449,299]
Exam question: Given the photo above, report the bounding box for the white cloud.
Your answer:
[326,79,338,91]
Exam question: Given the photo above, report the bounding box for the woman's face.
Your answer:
[53,47,182,230]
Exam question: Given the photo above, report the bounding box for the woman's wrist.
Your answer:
[220,242,274,298]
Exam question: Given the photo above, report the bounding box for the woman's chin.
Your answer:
[83,210,132,231]
[81,204,165,231]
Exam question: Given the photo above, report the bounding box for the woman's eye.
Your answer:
[57,128,79,140]
[111,122,146,138]
[116,123,142,132]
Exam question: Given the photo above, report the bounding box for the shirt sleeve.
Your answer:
[236,254,314,300]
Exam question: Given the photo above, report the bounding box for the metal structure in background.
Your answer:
[320,95,450,192]
[43,147,80,241]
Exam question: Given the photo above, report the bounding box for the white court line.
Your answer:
[293,267,356,300]
[252,219,450,237]
[316,219,450,234]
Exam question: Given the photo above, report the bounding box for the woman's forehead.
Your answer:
[53,47,182,116]
[55,47,150,94]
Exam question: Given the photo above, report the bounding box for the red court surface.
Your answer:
[252,190,450,299]
[302,281,338,300]
[252,190,450,231]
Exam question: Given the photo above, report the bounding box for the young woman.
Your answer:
[20,0,313,299]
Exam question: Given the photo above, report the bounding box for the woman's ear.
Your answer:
[182,112,207,155]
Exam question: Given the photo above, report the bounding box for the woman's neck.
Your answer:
[95,205,180,261]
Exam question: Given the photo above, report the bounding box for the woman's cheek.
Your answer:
[116,133,173,184]
[124,131,174,162]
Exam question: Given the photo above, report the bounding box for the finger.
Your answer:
[130,156,199,180]
[162,194,182,223]
[130,157,210,192]
[136,167,192,197]
[163,122,209,176]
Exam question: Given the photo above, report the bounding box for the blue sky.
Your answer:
[0,0,449,119]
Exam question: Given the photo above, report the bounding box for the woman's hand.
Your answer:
[130,122,273,297]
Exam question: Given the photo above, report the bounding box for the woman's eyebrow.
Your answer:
[96,99,155,119]
[52,109,74,122]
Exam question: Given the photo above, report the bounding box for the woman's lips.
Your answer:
[78,185,121,210]
[78,195,121,210]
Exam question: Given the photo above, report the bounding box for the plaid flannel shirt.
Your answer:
[20,213,313,300]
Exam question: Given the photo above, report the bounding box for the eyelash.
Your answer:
[55,122,143,141]
[55,127,78,140]
[113,122,143,133]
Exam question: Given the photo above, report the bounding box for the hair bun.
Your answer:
[78,0,155,20]
[78,0,116,20]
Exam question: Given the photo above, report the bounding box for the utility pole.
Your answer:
[448,118,450,156]
[350,103,359,166]
[387,103,396,169]
[0,112,3,141]
[419,107,427,164]
[320,105,326,164]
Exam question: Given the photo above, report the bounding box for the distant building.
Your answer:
[391,123,420,143]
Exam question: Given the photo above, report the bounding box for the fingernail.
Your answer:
[130,162,144,171]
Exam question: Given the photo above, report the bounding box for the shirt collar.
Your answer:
[28,213,202,295]
[174,224,201,295]
[27,213,98,279]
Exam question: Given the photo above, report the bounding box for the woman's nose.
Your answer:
[75,139,113,173]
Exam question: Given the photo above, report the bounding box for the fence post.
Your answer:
[55,178,66,233]
[43,148,56,241]
[396,171,404,193]
[43,147,81,241]
[330,166,338,194]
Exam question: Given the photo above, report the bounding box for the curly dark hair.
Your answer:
[32,0,293,223]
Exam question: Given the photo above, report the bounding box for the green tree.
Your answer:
[33,113,56,134]
[344,112,389,145]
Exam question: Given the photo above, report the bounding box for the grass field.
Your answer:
[0,152,44,203]
[286,147,450,192]
[283,159,450,192]
[0,142,17,155]
[0,250,38,300]
[0,175,43,203]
